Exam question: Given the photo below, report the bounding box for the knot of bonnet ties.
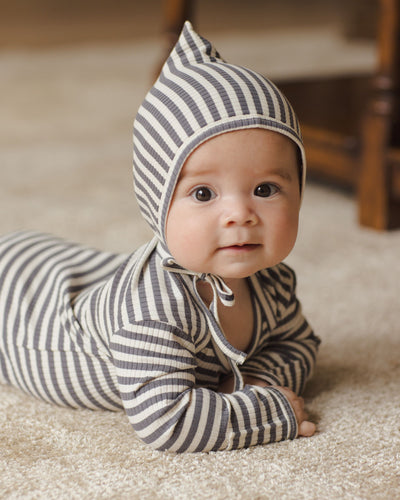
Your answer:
[161,258,235,309]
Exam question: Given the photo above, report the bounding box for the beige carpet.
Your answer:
[1,30,399,499]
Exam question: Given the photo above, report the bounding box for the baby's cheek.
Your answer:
[269,211,298,254]
[167,227,200,270]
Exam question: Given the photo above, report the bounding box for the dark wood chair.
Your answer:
[161,0,400,230]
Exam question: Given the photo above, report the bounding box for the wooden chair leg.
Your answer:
[154,0,194,79]
[359,92,394,229]
[163,0,194,49]
[358,0,400,229]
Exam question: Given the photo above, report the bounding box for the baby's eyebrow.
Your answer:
[178,168,213,182]
[265,168,294,182]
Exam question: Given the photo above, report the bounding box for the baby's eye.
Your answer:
[191,186,215,202]
[254,183,279,198]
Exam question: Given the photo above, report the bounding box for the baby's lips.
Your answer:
[219,243,261,250]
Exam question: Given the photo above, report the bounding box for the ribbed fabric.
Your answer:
[0,23,319,453]
[0,231,319,452]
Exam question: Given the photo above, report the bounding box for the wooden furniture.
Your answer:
[358,0,400,229]
[161,0,400,230]
[162,0,194,49]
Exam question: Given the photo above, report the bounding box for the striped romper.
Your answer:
[0,22,320,452]
[0,232,318,452]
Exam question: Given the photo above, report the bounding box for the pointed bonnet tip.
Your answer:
[183,20,194,31]
[170,20,223,67]
[177,19,205,49]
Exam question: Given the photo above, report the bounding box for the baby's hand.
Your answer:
[218,377,316,437]
[275,386,316,437]
[242,379,316,437]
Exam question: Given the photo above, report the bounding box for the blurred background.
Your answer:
[0,0,377,52]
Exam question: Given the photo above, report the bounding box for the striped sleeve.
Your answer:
[241,265,320,394]
[110,320,297,453]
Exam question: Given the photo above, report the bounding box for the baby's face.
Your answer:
[166,128,301,279]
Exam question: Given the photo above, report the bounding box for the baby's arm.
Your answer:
[226,266,320,435]
[240,266,320,395]
[218,374,315,437]
[110,321,298,453]
[218,375,315,437]
[239,301,319,394]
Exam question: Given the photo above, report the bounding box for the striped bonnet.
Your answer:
[133,21,306,245]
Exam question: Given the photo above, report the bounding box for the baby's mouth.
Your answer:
[219,243,260,251]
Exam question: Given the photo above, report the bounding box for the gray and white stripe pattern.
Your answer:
[0,231,319,452]
[0,231,125,410]
[133,21,306,243]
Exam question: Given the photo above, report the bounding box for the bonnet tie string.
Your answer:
[161,257,235,309]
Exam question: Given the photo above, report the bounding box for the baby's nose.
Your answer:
[223,199,258,226]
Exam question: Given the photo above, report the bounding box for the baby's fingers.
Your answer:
[298,420,316,437]
[274,387,316,438]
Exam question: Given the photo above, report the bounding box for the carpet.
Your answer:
[0,30,399,499]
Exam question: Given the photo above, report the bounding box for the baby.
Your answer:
[0,22,320,452]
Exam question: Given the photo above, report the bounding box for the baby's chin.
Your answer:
[209,266,269,281]
[172,253,284,279]
[216,258,287,280]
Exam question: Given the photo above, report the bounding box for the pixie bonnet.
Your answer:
[133,21,306,245]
